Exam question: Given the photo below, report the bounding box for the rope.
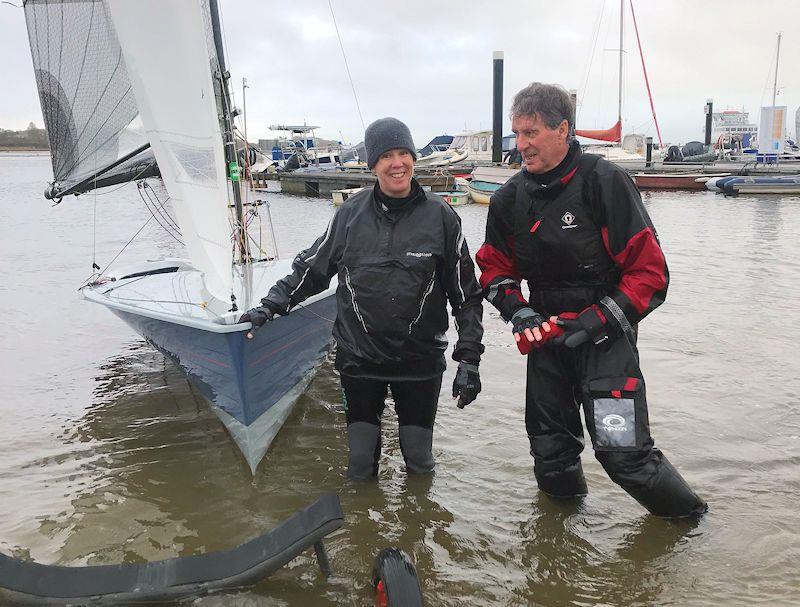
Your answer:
[294,301,335,324]
[629,0,663,147]
[577,0,606,125]
[139,181,181,235]
[79,213,153,287]
[328,0,365,131]
[79,187,177,287]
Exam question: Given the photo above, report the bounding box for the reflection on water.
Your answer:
[2,155,800,605]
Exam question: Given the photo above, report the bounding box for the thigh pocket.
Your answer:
[586,377,643,451]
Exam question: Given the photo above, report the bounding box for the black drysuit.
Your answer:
[476,142,706,517]
[262,180,484,478]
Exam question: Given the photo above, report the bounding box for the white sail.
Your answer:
[106,0,233,302]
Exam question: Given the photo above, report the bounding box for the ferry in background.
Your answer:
[711,109,758,142]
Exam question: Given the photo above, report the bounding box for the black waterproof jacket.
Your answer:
[262,180,484,379]
[476,142,668,332]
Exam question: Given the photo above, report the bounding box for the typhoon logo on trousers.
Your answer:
[602,414,627,431]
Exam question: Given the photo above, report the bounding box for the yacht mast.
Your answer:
[209,0,249,263]
[772,32,781,106]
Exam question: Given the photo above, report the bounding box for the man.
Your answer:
[476,83,706,518]
[241,117,484,480]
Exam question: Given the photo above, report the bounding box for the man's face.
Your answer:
[512,113,569,174]
[373,148,414,197]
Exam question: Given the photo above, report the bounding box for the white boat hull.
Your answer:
[84,259,337,473]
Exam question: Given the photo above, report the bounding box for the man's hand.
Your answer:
[238,306,274,339]
[452,362,481,409]
[511,307,561,354]
[553,305,614,348]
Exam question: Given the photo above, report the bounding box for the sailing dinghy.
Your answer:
[23,0,336,473]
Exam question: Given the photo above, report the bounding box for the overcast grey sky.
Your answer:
[2,0,799,147]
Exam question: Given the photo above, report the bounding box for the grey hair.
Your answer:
[510,82,575,137]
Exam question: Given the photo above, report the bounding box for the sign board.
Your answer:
[758,106,786,155]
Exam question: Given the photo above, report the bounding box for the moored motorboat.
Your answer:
[332,186,365,206]
[710,175,800,195]
[634,172,730,190]
[470,165,519,185]
[432,189,470,206]
[466,180,502,205]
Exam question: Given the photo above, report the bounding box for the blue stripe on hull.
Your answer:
[110,296,336,462]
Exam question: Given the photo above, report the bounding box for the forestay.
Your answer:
[105,0,234,303]
[23,0,151,196]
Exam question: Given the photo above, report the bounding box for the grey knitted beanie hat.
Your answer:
[364,117,417,169]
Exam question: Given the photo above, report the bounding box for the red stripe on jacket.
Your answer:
[601,226,667,314]
[476,241,520,289]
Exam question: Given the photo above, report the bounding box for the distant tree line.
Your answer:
[0,123,49,150]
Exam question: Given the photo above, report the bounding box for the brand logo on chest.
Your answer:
[561,211,577,229]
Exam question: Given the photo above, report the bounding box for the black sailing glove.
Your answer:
[238,306,274,338]
[511,307,557,354]
[452,362,481,409]
[554,304,618,348]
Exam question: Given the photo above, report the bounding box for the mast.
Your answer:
[772,32,781,107]
[209,0,249,263]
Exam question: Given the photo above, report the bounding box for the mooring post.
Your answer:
[704,98,713,146]
[646,137,653,167]
[492,51,504,164]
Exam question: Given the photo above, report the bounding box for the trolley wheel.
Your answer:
[371,547,423,607]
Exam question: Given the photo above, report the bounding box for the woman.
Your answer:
[241,117,484,480]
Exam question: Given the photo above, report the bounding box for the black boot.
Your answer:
[398,425,436,474]
[625,454,707,519]
[535,460,588,498]
[347,422,381,480]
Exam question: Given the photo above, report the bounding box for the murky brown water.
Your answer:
[1,152,799,606]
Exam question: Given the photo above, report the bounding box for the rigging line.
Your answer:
[578,0,606,125]
[759,35,780,108]
[245,230,273,260]
[139,187,184,245]
[629,0,662,148]
[294,301,335,324]
[140,181,180,232]
[79,213,154,287]
[328,0,365,131]
[141,186,182,239]
[139,186,177,237]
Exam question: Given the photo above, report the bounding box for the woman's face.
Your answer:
[373,148,414,197]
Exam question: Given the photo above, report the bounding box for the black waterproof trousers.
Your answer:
[525,332,707,518]
[341,374,442,480]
